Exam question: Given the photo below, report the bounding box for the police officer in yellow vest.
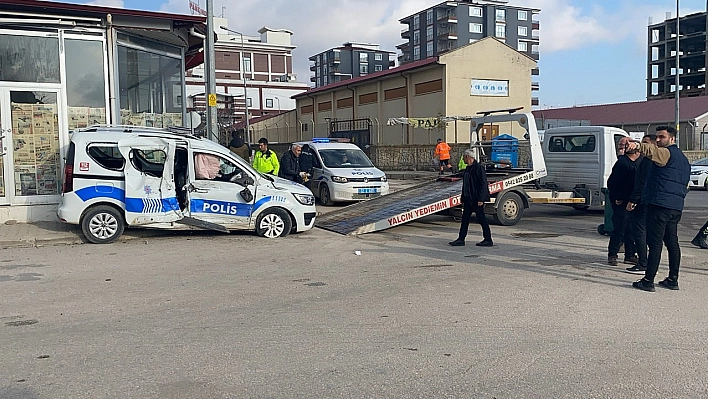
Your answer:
[252,137,279,175]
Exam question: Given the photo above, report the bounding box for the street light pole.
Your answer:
[220,25,250,143]
[675,0,680,147]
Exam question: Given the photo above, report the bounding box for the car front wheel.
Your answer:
[255,208,292,238]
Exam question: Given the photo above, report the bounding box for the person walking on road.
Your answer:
[625,134,656,274]
[607,136,641,266]
[435,138,453,175]
[691,220,708,249]
[625,126,691,292]
[252,137,279,176]
[449,149,493,247]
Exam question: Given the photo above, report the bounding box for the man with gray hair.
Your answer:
[449,149,493,247]
[279,143,305,183]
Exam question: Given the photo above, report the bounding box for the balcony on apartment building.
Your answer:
[531,81,540,91]
[310,63,317,71]
[398,53,411,63]
[532,97,539,106]
[401,26,410,39]
[437,9,457,23]
[438,25,458,40]
[437,39,457,54]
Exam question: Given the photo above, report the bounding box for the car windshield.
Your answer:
[691,157,708,166]
[319,149,373,168]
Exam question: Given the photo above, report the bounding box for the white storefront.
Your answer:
[0,0,206,223]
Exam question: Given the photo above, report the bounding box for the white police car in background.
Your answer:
[58,125,316,243]
[689,156,708,190]
[297,139,389,205]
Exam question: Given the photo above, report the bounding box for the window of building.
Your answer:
[495,24,506,38]
[413,31,420,45]
[426,26,434,41]
[414,46,420,60]
[375,53,382,61]
[470,6,483,17]
[65,38,108,130]
[413,15,420,29]
[0,34,60,83]
[247,98,252,107]
[517,41,527,51]
[360,64,369,75]
[323,76,328,85]
[496,9,506,22]
[359,52,368,62]
[426,42,434,57]
[117,35,182,127]
[375,65,383,72]
[470,23,483,34]
[518,26,528,36]
[266,99,273,108]
[243,55,252,72]
[426,9,434,25]
[518,10,528,20]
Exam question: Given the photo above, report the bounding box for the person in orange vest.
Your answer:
[434,138,453,175]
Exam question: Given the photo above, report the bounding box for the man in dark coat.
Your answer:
[606,136,641,266]
[449,149,493,247]
[625,126,691,292]
[625,134,656,274]
[228,129,251,161]
[279,144,305,183]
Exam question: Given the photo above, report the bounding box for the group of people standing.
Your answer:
[228,130,313,185]
[606,125,704,292]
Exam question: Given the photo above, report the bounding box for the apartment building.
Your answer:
[398,0,539,105]
[648,10,708,100]
[186,17,308,139]
[309,42,396,88]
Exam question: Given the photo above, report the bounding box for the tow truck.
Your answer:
[315,108,618,235]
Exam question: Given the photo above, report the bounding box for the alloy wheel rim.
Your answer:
[261,214,284,238]
[89,213,118,239]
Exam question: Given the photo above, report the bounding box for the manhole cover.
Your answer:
[512,233,561,238]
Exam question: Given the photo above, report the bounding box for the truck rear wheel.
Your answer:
[492,192,524,226]
[81,205,125,244]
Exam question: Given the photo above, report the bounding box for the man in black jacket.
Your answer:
[449,149,493,247]
[279,144,305,183]
[606,137,640,266]
[625,134,656,274]
[625,126,691,292]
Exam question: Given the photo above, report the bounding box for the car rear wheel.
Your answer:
[81,205,125,244]
[255,208,292,238]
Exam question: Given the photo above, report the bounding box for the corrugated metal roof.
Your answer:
[532,96,708,125]
[293,57,439,99]
[2,0,205,23]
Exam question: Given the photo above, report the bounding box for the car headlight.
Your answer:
[293,193,315,206]
[332,176,348,183]
[380,175,387,182]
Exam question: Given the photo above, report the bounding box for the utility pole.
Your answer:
[205,0,218,143]
[675,0,680,147]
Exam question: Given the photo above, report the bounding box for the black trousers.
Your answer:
[457,200,492,242]
[608,201,634,259]
[627,203,648,267]
[645,205,683,282]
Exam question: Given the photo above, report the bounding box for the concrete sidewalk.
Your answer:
[0,170,443,249]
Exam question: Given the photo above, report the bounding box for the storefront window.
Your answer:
[117,38,183,127]
[65,39,107,130]
[11,91,61,196]
[0,34,60,83]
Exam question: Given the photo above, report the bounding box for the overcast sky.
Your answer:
[55,0,708,108]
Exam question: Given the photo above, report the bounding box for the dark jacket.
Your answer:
[642,144,691,211]
[279,150,300,182]
[607,155,639,202]
[628,155,649,204]
[462,159,490,204]
[228,136,251,160]
[299,149,314,176]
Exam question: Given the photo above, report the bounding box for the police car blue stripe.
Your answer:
[75,186,126,203]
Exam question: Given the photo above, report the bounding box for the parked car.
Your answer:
[689,156,708,190]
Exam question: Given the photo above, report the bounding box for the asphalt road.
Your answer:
[1,191,707,398]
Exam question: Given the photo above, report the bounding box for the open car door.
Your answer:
[117,138,183,226]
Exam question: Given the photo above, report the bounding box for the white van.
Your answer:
[297,139,389,205]
[58,126,316,243]
[540,126,628,207]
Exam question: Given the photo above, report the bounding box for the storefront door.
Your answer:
[0,88,63,205]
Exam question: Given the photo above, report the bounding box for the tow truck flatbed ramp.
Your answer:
[315,178,463,235]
